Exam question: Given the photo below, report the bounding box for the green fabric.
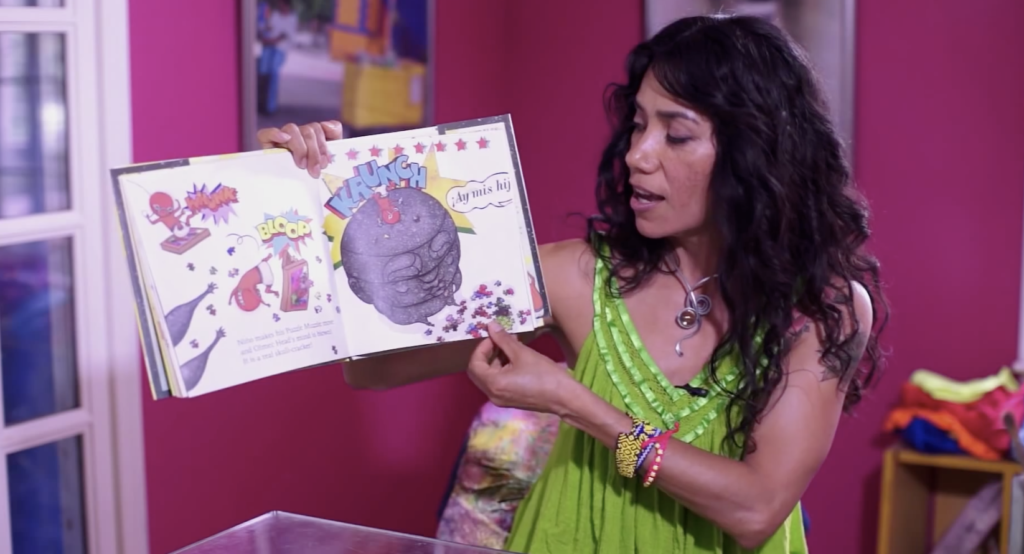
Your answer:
[503,251,808,554]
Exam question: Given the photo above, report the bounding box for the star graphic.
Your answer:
[419,146,475,234]
[369,145,382,158]
[477,136,490,149]
[393,144,404,156]
[322,211,346,270]
[345,148,359,160]
[455,138,467,151]
[414,142,426,154]
[434,140,446,152]
[321,173,345,195]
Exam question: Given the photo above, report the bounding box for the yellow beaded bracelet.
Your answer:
[614,415,659,479]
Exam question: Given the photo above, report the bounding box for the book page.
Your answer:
[316,127,541,357]
[333,115,551,324]
[440,117,551,322]
[116,153,346,396]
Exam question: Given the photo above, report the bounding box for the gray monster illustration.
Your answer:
[165,282,217,347]
[180,326,226,392]
[341,188,462,326]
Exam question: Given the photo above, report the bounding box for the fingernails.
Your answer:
[279,132,291,142]
[298,158,306,169]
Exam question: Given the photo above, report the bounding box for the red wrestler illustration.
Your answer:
[147,192,190,235]
[228,253,280,312]
[147,191,211,255]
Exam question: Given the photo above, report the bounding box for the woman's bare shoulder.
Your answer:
[537,238,597,338]
[539,238,596,285]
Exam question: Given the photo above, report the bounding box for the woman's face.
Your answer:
[626,70,716,240]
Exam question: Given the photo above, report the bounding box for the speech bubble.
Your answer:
[446,172,515,214]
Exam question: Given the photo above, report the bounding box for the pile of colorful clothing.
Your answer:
[884,367,1024,460]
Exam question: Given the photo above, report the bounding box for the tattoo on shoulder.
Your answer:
[788,317,811,341]
[819,329,869,383]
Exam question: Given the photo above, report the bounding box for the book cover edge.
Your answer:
[109,160,194,399]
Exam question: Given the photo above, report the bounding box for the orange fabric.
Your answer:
[883,407,1002,460]
[900,382,1022,453]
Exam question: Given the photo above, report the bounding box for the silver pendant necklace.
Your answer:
[667,259,717,357]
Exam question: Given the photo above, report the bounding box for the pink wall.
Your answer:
[129,1,1024,553]
[131,2,487,552]
[813,1,1024,551]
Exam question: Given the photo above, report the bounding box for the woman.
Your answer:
[257,14,886,554]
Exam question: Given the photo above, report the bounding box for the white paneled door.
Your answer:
[0,1,146,553]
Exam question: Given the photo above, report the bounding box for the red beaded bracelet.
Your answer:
[640,421,679,487]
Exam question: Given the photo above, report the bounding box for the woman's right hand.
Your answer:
[256,120,343,179]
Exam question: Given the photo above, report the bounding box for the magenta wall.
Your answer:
[131,2,486,552]
[129,1,1024,553]
[813,1,1024,550]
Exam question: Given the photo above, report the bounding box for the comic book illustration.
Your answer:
[116,156,343,397]
[111,114,549,398]
[317,123,545,358]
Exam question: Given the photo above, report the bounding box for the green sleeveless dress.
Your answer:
[503,254,808,554]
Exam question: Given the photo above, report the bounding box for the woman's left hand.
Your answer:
[467,321,578,415]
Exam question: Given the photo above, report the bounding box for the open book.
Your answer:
[112,115,549,399]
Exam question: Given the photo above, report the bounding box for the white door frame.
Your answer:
[94,0,151,551]
[0,1,148,553]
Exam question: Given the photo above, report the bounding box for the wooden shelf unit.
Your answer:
[877,447,1022,554]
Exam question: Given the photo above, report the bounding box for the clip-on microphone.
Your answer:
[676,383,709,397]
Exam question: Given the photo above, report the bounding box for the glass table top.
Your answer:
[173,511,509,554]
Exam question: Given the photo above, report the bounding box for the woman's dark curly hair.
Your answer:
[586,15,888,454]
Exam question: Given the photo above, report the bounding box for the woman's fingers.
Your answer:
[485,322,522,362]
[255,127,292,149]
[312,123,330,171]
[468,337,498,373]
[299,124,322,178]
[320,120,344,141]
[255,120,342,177]
[280,123,308,171]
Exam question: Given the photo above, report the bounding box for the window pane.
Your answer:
[0,0,63,7]
[8,436,87,554]
[0,238,78,425]
[0,32,69,217]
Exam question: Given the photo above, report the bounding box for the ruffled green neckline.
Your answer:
[591,247,744,440]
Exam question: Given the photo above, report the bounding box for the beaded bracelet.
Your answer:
[640,421,679,487]
[615,416,680,482]
[614,416,659,478]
